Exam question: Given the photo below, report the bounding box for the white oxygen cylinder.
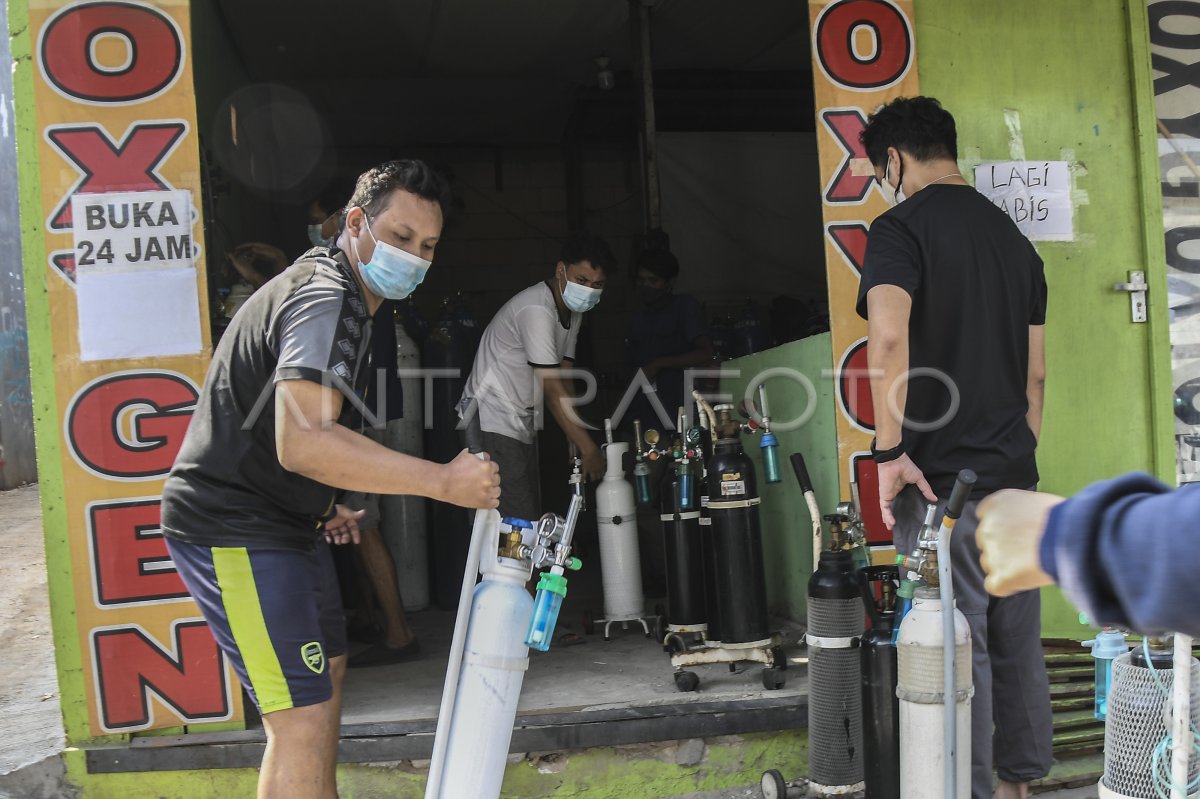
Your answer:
[595,442,643,621]
[435,527,534,798]
[381,320,429,610]
[896,588,972,799]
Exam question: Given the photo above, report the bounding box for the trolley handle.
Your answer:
[944,469,978,520]
[790,452,814,494]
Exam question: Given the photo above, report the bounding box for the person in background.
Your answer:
[307,183,348,248]
[161,160,499,799]
[340,300,423,667]
[976,474,1200,638]
[623,244,713,434]
[460,233,614,520]
[857,96,1051,799]
[228,241,289,289]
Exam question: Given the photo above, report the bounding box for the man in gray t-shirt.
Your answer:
[461,234,615,519]
[162,160,500,799]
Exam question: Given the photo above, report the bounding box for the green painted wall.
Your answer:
[719,333,841,623]
[915,0,1172,637]
[59,731,807,798]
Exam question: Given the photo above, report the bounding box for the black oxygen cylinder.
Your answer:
[660,459,706,631]
[860,565,900,799]
[698,491,722,644]
[705,438,770,645]
[807,547,865,789]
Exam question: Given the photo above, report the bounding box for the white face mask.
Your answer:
[352,214,432,300]
[880,155,905,206]
[559,273,602,313]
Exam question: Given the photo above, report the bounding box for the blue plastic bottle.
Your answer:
[760,433,781,483]
[1083,627,1128,721]
[525,571,568,651]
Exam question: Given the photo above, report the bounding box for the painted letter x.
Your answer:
[44,121,187,231]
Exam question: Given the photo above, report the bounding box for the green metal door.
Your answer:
[915,0,1175,637]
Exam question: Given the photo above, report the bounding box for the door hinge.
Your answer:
[1113,270,1148,323]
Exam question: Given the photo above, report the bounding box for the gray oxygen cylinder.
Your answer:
[381,320,429,610]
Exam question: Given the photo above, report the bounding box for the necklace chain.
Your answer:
[925,172,962,187]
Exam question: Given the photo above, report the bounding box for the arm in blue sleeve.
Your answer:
[1040,473,1200,636]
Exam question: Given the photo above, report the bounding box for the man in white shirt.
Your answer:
[460,234,613,519]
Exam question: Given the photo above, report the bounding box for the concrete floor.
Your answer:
[0,485,64,777]
[341,606,806,724]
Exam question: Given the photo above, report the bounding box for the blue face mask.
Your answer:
[560,273,602,313]
[352,214,432,300]
[307,224,327,247]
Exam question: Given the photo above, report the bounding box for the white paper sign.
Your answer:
[71,189,197,273]
[973,161,1074,241]
[77,267,202,361]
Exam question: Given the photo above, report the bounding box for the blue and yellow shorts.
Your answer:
[166,537,347,714]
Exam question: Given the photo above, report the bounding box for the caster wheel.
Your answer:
[761,667,787,690]
[771,646,789,671]
[760,768,787,799]
[582,610,595,636]
[674,670,700,692]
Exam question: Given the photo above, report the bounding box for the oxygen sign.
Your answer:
[26,0,232,737]
[809,0,919,545]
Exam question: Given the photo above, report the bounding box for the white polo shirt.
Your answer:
[461,281,580,443]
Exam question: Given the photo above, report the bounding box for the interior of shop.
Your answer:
[189,0,826,730]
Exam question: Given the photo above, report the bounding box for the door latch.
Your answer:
[1113,270,1148,323]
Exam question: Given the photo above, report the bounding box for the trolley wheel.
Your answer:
[771,646,789,671]
[582,610,595,636]
[761,667,787,690]
[759,768,788,799]
[674,670,700,692]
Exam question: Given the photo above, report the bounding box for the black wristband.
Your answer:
[870,438,905,464]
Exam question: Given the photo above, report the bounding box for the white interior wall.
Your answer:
[657,131,826,313]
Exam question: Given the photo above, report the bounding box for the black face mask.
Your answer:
[637,284,670,306]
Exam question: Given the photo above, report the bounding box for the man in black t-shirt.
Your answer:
[161,160,500,799]
[856,98,1051,799]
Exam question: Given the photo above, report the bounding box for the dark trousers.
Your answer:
[893,485,1054,799]
[481,431,541,523]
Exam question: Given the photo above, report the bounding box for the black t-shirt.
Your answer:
[855,184,1048,496]
[624,293,709,427]
[368,301,404,424]
[161,247,374,549]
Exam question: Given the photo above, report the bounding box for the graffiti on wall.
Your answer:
[1149,0,1200,483]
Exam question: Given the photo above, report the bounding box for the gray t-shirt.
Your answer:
[162,248,374,549]
[462,281,580,443]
